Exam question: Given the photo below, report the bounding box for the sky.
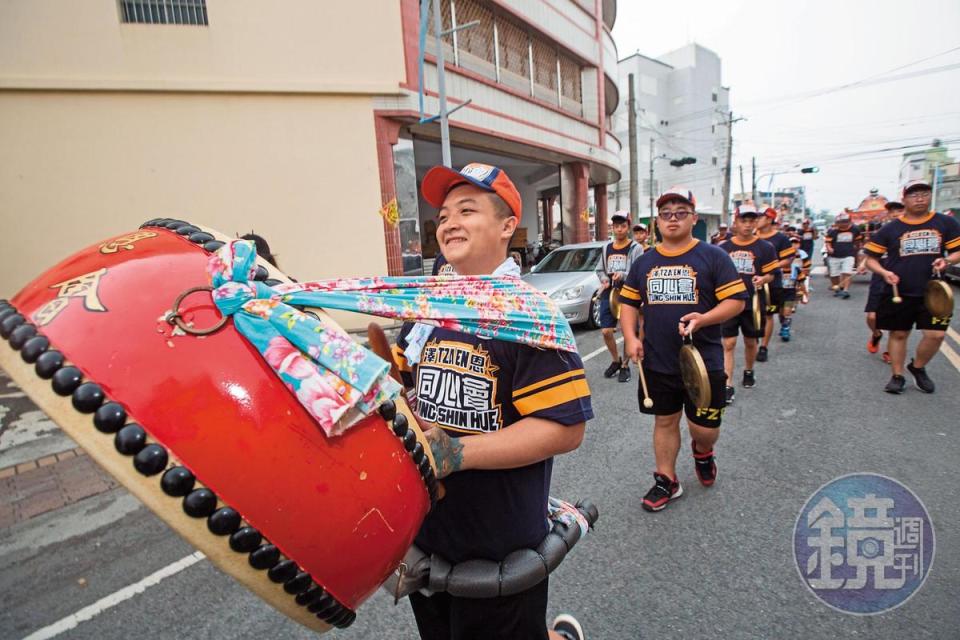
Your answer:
[611,0,960,213]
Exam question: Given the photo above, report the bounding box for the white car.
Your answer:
[523,242,605,329]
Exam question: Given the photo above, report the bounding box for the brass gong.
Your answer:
[679,333,711,409]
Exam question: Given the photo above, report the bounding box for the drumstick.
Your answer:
[638,361,653,409]
[367,322,402,383]
[892,282,902,304]
[832,273,854,291]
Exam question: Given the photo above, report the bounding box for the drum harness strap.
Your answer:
[384,498,599,601]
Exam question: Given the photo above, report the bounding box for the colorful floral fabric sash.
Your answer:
[207,241,576,436]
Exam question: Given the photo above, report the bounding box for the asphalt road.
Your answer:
[2,274,960,640]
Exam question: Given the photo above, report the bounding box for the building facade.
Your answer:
[611,44,729,239]
[0,0,620,310]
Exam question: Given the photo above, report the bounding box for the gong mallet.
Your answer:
[637,360,653,409]
[892,282,902,304]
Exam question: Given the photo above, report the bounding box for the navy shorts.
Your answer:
[764,286,786,314]
[599,288,617,329]
[864,282,885,313]
[876,296,952,332]
[722,307,764,338]
[639,368,727,428]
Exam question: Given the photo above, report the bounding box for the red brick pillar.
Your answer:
[563,162,590,244]
[374,115,404,276]
[594,183,608,241]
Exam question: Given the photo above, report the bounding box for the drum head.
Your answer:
[925,280,954,318]
[610,288,622,320]
[679,343,711,409]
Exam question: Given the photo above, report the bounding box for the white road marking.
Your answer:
[939,339,960,374]
[946,326,960,346]
[0,392,26,399]
[582,337,623,362]
[22,551,206,640]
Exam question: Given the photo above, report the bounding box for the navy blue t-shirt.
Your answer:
[620,240,747,375]
[757,229,796,288]
[719,237,779,295]
[394,327,593,563]
[864,212,960,297]
[826,225,863,259]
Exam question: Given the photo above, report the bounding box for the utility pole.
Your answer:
[751,156,757,203]
[432,0,452,167]
[628,74,638,219]
[739,165,745,200]
[648,137,655,235]
[719,110,741,226]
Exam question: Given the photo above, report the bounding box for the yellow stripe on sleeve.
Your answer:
[864,241,886,254]
[512,369,585,399]
[716,279,743,294]
[392,344,412,373]
[514,377,591,415]
[946,236,960,250]
[716,281,747,300]
[779,247,796,258]
[619,286,642,301]
[761,260,780,274]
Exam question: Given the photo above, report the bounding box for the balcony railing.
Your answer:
[428,0,584,117]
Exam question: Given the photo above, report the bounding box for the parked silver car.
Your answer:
[522,241,604,328]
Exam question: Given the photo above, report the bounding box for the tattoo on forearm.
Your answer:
[427,429,464,479]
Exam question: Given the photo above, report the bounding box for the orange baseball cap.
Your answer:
[421,163,522,221]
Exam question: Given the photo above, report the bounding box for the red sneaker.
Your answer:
[692,442,717,487]
[867,331,882,354]
[641,472,683,512]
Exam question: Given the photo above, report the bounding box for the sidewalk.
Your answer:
[0,370,118,529]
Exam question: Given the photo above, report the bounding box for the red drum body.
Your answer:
[0,221,433,632]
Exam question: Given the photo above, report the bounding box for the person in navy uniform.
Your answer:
[755,207,797,362]
[864,201,903,362]
[394,163,593,640]
[619,187,747,512]
[596,212,644,383]
[864,179,960,394]
[718,205,778,404]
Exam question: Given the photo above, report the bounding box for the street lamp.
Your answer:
[758,166,819,216]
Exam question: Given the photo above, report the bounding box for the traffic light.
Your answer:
[800,166,819,174]
[670,157,697,167]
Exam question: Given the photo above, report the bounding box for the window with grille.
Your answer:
[453,0,496,80]
[120,0,208,25]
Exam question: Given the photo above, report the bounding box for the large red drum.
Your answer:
[0,220,435,633]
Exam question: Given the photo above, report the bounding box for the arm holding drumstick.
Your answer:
[620,304,652,408]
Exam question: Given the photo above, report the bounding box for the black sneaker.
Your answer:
[724,385,735,406]
[884,374,906,394]
[742,369,756,388]
[642,472,683,512]
[756,346,768,362]
[840,291,851,299]
[618,364,631,383]
[551,614,584,640]
[692,442,717,487]
[603,359,621,378]
[907,360,935,393]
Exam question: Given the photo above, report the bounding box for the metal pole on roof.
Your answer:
[432,0,452,167]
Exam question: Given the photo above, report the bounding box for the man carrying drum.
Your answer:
[392,163,594,640]
[719,205,779,404]
[597,212,644,383]
[619,187,747,512]
[864,179,960,394]
[755,207,797,362]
